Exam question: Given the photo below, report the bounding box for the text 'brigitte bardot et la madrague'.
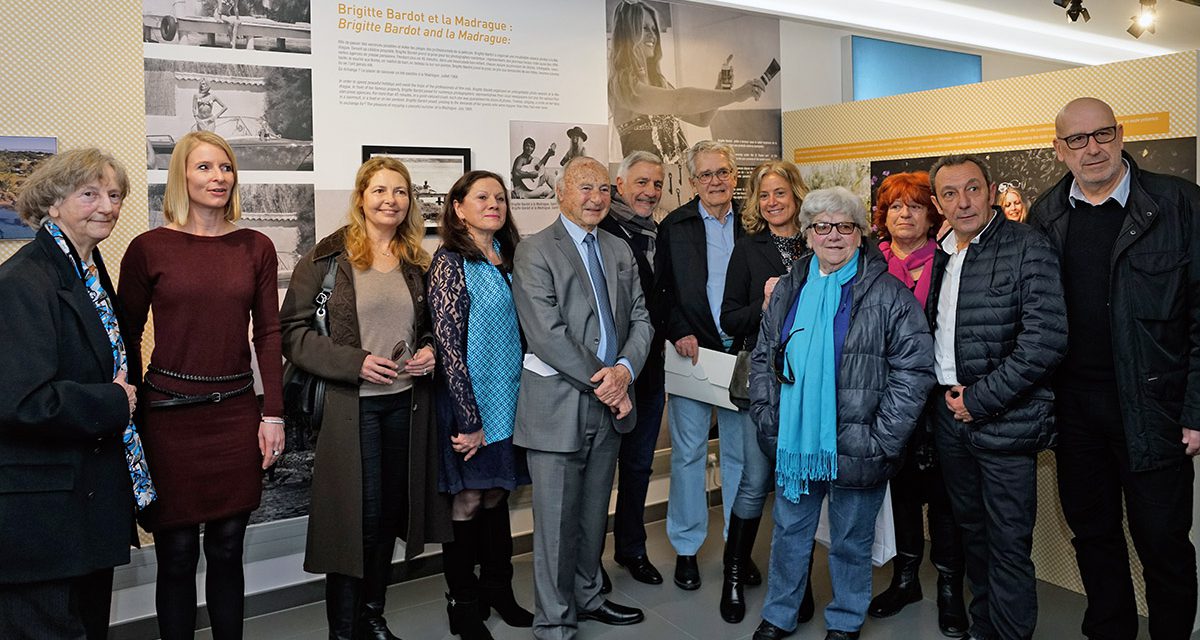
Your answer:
[336,4,513,44]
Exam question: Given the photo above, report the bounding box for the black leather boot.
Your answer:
[360,540,402,640]
[720,515,760,623]
[444,520,493,639]
[477,501,533,627]
[936,570,968,638]
[325,573,362,640]
[868,552,923,618]
[445,594,494,640]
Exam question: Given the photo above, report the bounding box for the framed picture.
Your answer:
[1,135,57,241]
[362,145,470,232]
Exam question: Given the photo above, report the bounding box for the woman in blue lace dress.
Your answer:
[429,170,532,640]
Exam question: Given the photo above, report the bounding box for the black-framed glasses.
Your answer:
[694,168,733,183]
[807,221,859,236]
[773,328,804,385]
[1057,125,1118,150]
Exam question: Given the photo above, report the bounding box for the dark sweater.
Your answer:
[1059,198,1125,388]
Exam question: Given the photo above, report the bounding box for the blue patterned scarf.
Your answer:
[775,250,858,502]
[45,221,156,509]
[461,242,522,444]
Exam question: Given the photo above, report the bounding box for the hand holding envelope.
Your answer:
[663,341,740,411]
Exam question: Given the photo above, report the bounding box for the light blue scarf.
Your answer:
[461,242,522,444]
[45,221,156,509]
[776,250,858,502]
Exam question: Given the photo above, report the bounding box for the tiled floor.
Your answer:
[199,501,1167,639]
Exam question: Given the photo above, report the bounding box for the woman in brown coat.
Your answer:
[280,156,452,640]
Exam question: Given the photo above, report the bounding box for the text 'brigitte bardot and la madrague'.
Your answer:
[335,4,513,45]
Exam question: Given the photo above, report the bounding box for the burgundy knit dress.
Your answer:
[120,227,283,531]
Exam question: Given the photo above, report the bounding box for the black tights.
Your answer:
[154,512,251,640]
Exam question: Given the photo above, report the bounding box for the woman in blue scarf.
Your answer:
[747,187,935,640]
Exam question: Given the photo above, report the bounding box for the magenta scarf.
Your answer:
[880,240,935,308]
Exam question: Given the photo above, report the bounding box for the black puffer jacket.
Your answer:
[1029,154,1200,471]
[750,245,935,489]
[925,211,1067,452]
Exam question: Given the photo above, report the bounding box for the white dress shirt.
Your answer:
[933,213,997,386]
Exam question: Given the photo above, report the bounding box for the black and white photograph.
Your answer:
[145,58,313,172]
[508,121,608,200]
[606,0,781,210]
[149,182,315,292]
[362,146,470,233]
[867,136,1197,215]
[143,0,312,54]
[0,135,56,241]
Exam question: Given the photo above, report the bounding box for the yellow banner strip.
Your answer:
[793,112,1171,164]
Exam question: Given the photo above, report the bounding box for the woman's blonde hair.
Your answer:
[741,160,808,235]
[162,131,241,226]
[344,156,430,271]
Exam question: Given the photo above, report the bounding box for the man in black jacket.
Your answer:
[654,140,768,591]
[1029,97,1200,640]
[598,151,667,586]
[926,154,1066,640]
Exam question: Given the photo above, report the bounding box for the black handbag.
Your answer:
[728,349,752,410]
[282,258,337,444]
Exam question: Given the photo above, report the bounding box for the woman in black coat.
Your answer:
[716,160,809,624]
[0,149,154,639]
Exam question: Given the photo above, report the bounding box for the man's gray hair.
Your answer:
[798,186,869,232]
[617,151,663,181]
[685,140,737,178]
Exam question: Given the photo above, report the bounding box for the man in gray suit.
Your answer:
[512,156,654,639]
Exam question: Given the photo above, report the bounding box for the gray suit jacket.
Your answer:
[512,218,653,453]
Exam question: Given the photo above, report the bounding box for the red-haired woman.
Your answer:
[867,171,966,638]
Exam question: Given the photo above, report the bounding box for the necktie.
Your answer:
[583,234,618,366]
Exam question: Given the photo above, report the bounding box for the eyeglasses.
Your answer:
[390,340,410,363]
[694,168,732,183]
[807,221,859,236]
[773,328,804,385]
[1057,125,1118,150]
[997,181,1023,193]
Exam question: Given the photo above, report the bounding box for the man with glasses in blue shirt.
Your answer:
[1030,97,1200,640]
[653,140,771,593]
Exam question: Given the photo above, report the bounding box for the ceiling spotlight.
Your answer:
[1128,0,1157,38]
[1053,0,1091,22]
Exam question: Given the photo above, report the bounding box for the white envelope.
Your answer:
[522,353,559,377]
[663,342,740,411]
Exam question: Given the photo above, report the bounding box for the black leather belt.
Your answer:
[145,366,255,408]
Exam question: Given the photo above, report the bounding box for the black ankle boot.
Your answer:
[445,594,494,640]
[477,501,533,627]
[360,541,401,640]
[936,570,968,638]
[325,573,362,640]
[720,515,761,623]
[868,552,923,618]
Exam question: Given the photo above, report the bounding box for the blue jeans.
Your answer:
[761,481,886,634]
[612,385,666,559]
[666,395,768,554]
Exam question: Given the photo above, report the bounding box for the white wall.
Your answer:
[779,19,1079,110]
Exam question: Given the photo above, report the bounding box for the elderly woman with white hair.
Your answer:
[748,187,935,640]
